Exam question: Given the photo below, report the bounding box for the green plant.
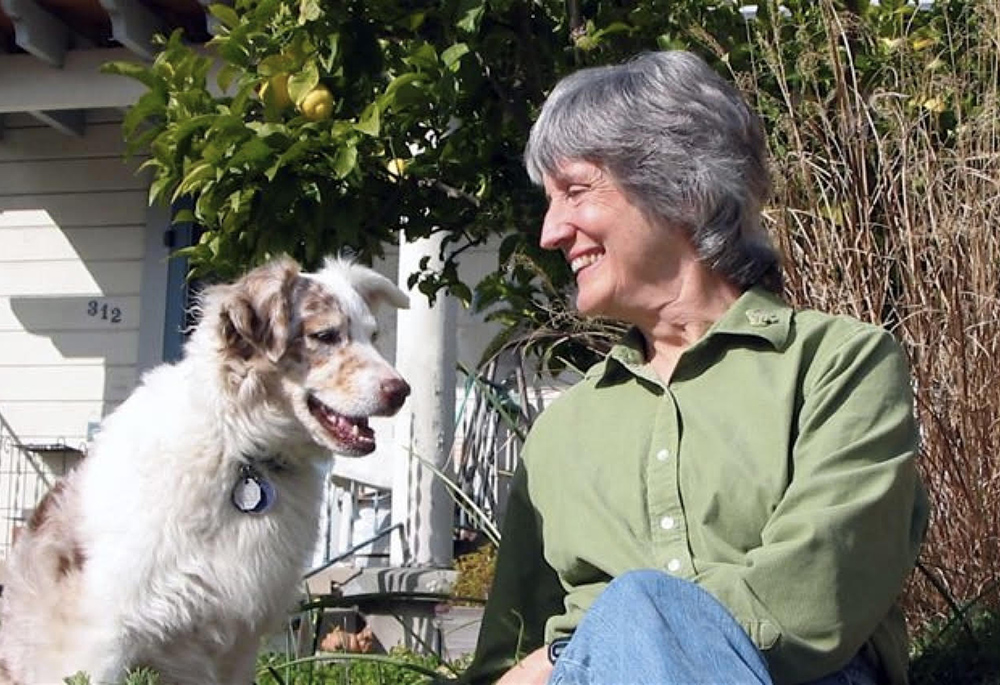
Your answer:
[257,648,452,684]
[910,605,1000,685]
[63,669,161,685]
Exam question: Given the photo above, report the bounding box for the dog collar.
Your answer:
[231,462,276,514]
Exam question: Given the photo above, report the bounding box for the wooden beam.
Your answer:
[29,109,86,137]
[0,0,70,67]
[0,48,146,113]
[98,0,167,60]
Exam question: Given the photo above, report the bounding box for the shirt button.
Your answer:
[659,516,675,530]
[656,449,670,462]
[667,558,682,573]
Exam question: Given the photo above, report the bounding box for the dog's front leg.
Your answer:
[209,620,267,685]
[218,639,261,685]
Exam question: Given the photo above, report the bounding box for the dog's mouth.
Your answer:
[307,395,376,455]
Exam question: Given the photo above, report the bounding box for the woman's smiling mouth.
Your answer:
[571,251,604,274]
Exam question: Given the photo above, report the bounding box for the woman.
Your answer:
[457,51,928,685]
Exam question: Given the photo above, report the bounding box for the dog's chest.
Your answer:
[93,460,326,632]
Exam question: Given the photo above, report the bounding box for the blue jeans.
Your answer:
[548,570,879,685]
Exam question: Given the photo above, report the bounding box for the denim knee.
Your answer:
[602,568,694,603]
[595,568,750,638]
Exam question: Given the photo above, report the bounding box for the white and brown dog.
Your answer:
[0,256,410,685]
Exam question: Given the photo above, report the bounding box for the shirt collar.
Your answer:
[704,286,792,350]
[592,287,793,383]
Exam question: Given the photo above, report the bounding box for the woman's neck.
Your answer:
[637,269,741,382]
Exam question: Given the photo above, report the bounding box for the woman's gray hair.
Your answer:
[525,50,782,293]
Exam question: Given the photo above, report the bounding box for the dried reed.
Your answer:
[751,0,1000,634]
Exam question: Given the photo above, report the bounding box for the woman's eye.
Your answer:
[310,329,341,345]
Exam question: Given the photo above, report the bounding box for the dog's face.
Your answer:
[211,256,410,456]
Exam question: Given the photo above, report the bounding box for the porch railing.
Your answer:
[0,412,84,559]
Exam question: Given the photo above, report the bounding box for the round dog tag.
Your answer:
[232,466,275,514]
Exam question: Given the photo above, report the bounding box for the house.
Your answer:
[0,0,514,583]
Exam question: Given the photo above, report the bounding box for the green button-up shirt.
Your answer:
[458,288,928,685]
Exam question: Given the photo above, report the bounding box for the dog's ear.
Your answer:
[339,262,410,311]
[218,256,301,363]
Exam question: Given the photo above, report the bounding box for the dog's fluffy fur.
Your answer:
[0,256,410,685]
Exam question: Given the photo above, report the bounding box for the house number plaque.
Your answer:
[87,299,124,324]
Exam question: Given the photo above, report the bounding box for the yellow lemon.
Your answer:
[300,85,335,121]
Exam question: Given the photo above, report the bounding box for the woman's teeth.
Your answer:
[571,253,602,274]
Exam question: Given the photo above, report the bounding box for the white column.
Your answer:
[390,233,457,568]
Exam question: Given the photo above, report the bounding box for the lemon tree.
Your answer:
[101,0,963,306]
[100,0,752,296]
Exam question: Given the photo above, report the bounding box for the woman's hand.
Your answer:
[496,646,554,685]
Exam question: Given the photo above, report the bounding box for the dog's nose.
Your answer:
[381,377,411,411]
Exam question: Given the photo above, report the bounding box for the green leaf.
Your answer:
[171,114,215,152]
[264,139,310,181]
[172,208,197,224]
[332,144,358,179]
[122,88,167,138]
[451,281,473,305]
[320,32,341,73]
[258,54,296,77]
[456,0,486,34]
[353,102,380,137]
[404,42,439,71]
[253,123,293,147]
[216,63,242,93]
[208,4,240,30]
[148,174,174,207]
[299,0,322,24]
[226,137,275,170]
[441,43,470,71]
[287,61,320,106]
[172,162,217,202]
[384,72,425,98]
[100,60,162,91]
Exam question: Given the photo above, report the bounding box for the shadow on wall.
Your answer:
[0,196,169,445]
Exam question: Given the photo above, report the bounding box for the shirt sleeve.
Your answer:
[441,462,566,684]
[692,326,929,683]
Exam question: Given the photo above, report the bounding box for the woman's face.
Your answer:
[540,159,698,323]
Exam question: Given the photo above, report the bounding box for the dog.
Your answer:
[0,256,410,685]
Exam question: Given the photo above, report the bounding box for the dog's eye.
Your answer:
[309,329,341,345]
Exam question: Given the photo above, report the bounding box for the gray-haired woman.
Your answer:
[454,51,927,685]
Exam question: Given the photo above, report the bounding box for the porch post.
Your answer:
[390,233,456,568]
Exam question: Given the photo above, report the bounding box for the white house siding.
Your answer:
[0,109,156,555]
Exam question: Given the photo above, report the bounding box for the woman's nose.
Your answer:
[540,205,573,251]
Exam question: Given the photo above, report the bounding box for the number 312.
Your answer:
[87,300,122,324]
